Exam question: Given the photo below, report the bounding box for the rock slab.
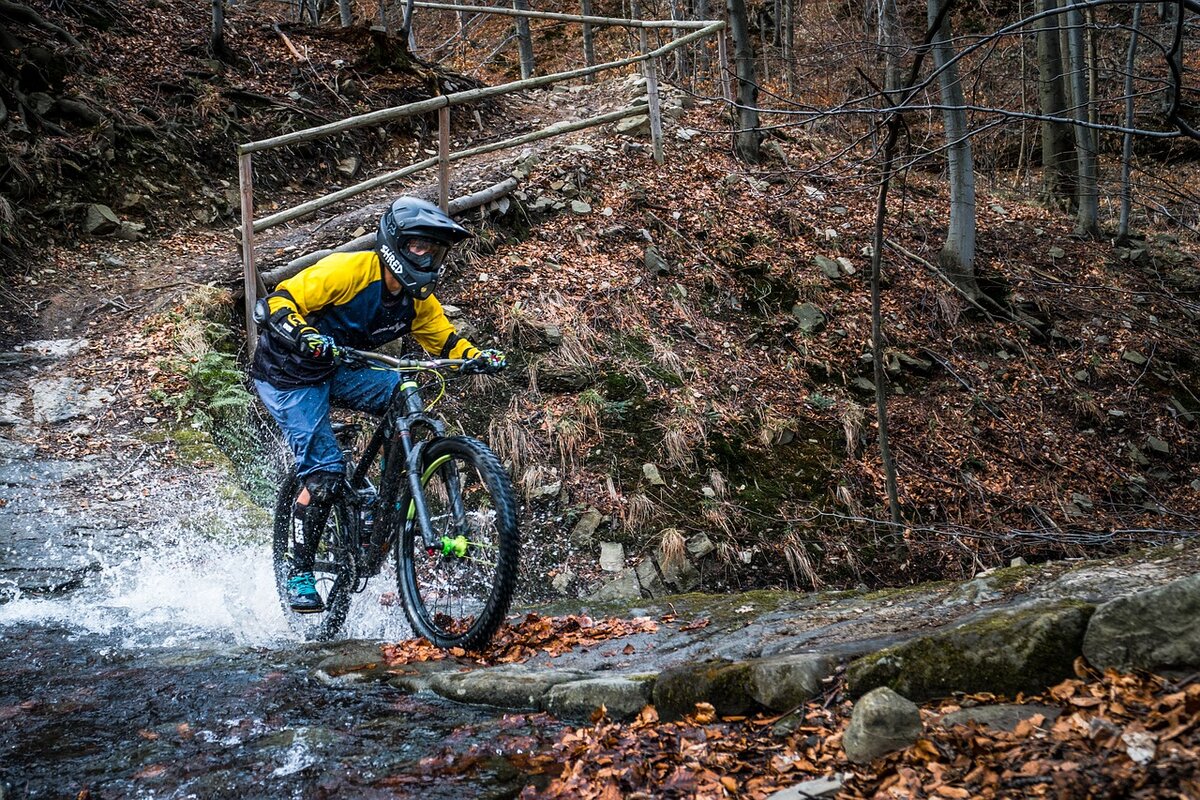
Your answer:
[1083,573,1200,672]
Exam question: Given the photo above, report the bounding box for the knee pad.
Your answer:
[303,471,344,505]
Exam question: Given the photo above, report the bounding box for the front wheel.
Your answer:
[272,472,355,642]
[397,436,520,650]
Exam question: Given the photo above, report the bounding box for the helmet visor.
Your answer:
[404,237,450,274]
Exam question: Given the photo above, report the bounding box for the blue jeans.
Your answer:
[255,364,401,478]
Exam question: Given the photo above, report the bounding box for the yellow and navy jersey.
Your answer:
[250,251,478,388]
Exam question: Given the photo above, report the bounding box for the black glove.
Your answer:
[464,349,507,374]
[266,307,336,363]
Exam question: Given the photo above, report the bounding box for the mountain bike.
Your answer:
[271,348,520,648]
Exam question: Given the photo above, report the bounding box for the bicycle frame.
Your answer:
[341,354,472,579]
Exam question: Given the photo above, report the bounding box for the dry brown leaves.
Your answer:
[381,612,659,667]
[518,666,1200,799]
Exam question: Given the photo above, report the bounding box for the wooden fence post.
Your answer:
[646,54,664,164]
[438,106,451,212]
[239,152,260,358]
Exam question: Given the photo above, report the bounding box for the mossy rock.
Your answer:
[846,600,1095,702]
[652,659,756,721]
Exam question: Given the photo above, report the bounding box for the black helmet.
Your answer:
[377,197,471,299]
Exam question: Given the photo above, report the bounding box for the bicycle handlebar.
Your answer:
[338,346,471,371]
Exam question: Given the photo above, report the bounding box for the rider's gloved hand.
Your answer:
[299,332,338,363]
[465,349,507,374]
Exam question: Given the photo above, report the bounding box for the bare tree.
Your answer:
[1036,0,1077,207]
[514,0,536,79]
[1066,2,1098,236]
[727,0,762,162]
[1120,2,1144,237]
[928,0,979,299]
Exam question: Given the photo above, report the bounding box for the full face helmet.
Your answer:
[377,197,471,299]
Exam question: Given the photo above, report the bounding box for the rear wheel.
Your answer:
[272,472,355,641]
[397,436,520,650]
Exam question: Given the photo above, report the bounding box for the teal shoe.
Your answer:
[287,573,324,614]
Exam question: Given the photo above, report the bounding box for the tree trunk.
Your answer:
[210,0,227,59]
[1036,0,1076,208]
[1119,2,1142,238]
[695,0,710,81]
[581,0,595,83]
[1160,1,1183,117]
[1066,3,1098,236]
[727,0,762,162]
[514,0,536,79]
[338,0,352,27]
[672,0,687,82]
[874,0,904,97]
[928,0,978,298]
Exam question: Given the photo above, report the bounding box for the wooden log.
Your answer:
[413,1,716,28]
[273,22,308,61]
[238,22,721,154]
[248,104,648,234]
[239,153,260,357]
[259,177,521,287]
[438,106,451,211]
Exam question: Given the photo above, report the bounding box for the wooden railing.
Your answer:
[238,5,726,354]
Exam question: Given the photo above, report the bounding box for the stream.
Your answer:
[0,464,559,799]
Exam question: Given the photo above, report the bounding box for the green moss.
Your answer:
[847,600,1096,702]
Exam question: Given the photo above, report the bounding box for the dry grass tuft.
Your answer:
[657,526,687,565]
[620,492,656,532]
[840,401,866,457]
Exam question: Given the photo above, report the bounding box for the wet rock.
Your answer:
[570,508,603,546]
[0,435,35,460]
[0,460,100,487]
[843,687,922,764]
[17,338,88,358]
[791,302,827,334]
[600,542,625,572]
[31,377,114,424]
[591,568,640,601]
[635,556,666,597]
[657,547,700,593]
[543,675,655,721]
[938,703,1060,732]
[429,665,589,710]
[313,642,395,685]
[654,659,757,721]
[747,654,837,711]
[1083,574,1200,672]
[386,659,460,693]
[847,601,1094,701]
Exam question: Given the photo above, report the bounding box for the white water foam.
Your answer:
[0,492,418,649]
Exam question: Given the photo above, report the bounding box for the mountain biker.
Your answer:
[251,196,506,613]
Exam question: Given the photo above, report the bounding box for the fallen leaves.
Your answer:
[382,613,659,667]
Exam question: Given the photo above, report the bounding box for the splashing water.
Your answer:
[0,482,419,649]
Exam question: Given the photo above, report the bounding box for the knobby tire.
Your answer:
[272,472,354,642]
[397,435,520,650]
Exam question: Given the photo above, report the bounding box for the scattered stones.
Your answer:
[336,156,361,177]
[615,114,651,136]
[895,352,933,375]
[813,255,842,281]
[513,319,563,352]
[847,601,1095,701]
[850,377,876,395]
[642,463,665,486]
[570,508,603,547]
[590,568,640,600]
[644,246,669,276]
[599,542,625,572]
[765,774,847,799]
[551,566,577,594]
[570,200,592,214]
[1083,574,1200,672]
[535,361,592,392]
[791,302,827,334]
[83,204,120,236]
[843,687,922,764]
[1048,246,1066,259]
[686,532,715,559]
[1145,435,1171,455]
[1122,350,1148,366]
[635,556,666,596]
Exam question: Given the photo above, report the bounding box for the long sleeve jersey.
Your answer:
[250,251,479,389]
